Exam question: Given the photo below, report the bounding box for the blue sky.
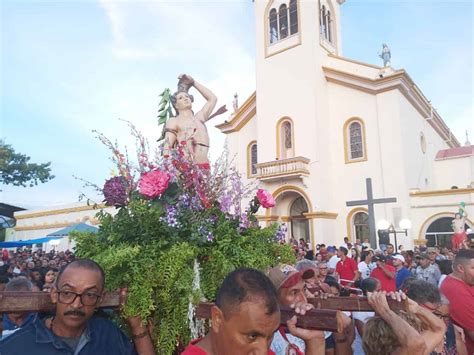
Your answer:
[1,0,472,209]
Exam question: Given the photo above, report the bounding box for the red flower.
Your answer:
[256,189,276,208]
[138,170,171,199]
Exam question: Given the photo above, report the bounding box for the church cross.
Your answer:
[346,178,397,248]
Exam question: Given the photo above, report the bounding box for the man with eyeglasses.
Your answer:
[406,279,467,354]
[0,259,155,355]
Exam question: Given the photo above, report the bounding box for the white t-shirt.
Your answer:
[358,261,375,279]
[352,311,375,355]
[438,274,447,287]
[328,255,340,270]
[271,329,306,355]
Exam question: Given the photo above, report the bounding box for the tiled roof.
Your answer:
[435,145,473,160]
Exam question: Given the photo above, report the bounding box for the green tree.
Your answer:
[0,140,54,187]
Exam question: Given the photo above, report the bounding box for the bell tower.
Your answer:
[254,0,345,164]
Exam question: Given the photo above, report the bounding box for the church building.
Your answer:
[217,0,473,249]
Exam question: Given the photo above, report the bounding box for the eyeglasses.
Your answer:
[319,267,328,270]
[420,304,450,321]
[57,291,101,306]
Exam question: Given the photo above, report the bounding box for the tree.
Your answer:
[0,140,54,187]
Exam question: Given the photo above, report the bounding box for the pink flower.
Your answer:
[138,170,171,199]
[256,189,275,208]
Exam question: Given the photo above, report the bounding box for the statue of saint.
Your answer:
[378,43,391,67]
[451,202,469,251]
[232,93,238,113]
[163,74,217,169]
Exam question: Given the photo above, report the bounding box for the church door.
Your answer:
[353,211,369,242]
[290,197,310,242]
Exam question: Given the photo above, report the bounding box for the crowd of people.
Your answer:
[0,241,472,355]
[285,237,473,354]
[0,248,75,293]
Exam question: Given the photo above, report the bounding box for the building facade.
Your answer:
[11,203,114,252]
[217,0,473,249]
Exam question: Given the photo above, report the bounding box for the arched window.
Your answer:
[283,122,292,149]
[247,141,258,177]
[343,118,367,163]
[420,132,427,154]
[327,11,332,42]
[289,0,298,35]
[349,122,363,159]
[279,4,288,39]
[278,118,295,159]
[321,5,327,37]
[269,8,278,44]
[353,212,369,242]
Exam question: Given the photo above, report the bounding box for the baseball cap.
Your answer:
[373,255,387,262]
[427,247,437,254]
[418,253,429,259]
[327,246,337,253]
[393,254,405,263]
[268,264,315,290]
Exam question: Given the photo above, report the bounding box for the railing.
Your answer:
[256,156,310,181]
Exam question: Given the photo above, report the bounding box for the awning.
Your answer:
[46,223,98,237]
[0,236,63,248]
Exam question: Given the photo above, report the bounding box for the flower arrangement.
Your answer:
[74,121,294,354]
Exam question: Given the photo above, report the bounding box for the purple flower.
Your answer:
[103,177,127,206]
[197,225,214,242]
[160,205,181,228]
[239,212,250,230]
[275,224,287,242]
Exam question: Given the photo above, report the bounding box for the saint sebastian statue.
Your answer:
[163,74,217,169]
[451,202,469,251]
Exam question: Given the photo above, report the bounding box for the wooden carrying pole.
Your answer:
[0,291,121,313]
[195,302,343,333]
[308,296,408,312]
[0,292,406,332]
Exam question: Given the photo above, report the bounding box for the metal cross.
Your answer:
[346,178,397,248]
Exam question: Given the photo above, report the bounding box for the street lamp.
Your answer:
[399,219,412,231]
[377,219,411,251]
[377,219,390,231]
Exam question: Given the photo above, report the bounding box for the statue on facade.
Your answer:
[232,93,239,113]
[163,74,226,168]
[451,202,469,251]
[378,43,391,67]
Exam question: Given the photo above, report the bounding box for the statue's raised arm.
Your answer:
[162,74,218,167]
[177,74,217,122]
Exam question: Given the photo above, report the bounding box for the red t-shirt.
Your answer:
[440,275,474,354]
[370,264,396,292]
[336,257,358,285]
[182,339,207,355]
[182,339,276,355]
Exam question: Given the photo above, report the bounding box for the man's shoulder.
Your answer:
[89,315,124,334]
[441,276,473,293]
[0,317,38,350]
[182,339,208,355]
[400,267,411,275]
[348,257,357,265]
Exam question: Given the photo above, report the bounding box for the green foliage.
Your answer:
[74,120,295,354]
[157,88,173,141]
[0,140,54,187]
[74,213,294,354]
